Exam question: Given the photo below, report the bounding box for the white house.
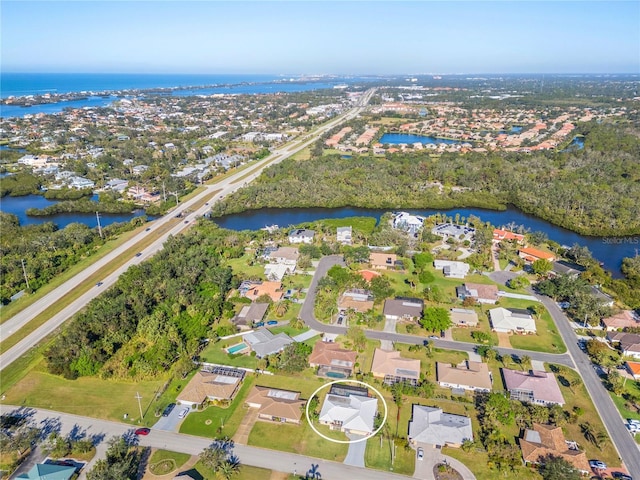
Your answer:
[433,260,470,279]
[489,307,536,334]
[408,405,473,448]
[288,229,315,244]
[319,391,378,436]
[336,226,352,245]
[393,212,425,235]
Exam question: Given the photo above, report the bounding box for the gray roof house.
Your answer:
[243,327,294,358]
[233,303,269,330]
[383,297,424,321]
[408,405,473,448]
[288,229,315,244]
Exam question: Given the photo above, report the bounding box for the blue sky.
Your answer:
[2,1,638,74]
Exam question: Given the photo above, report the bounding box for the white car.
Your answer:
[178,408,189,419]
[589,460,607,470]
[417,447,424,460]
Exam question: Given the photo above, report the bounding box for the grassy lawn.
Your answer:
[317,216,378,236]
[508,310,566,354]
[547,364,621,467]
[353,338,381,375]
[248,420,348,462]
[200,340,259,369]
[365,436,415,476]
[194,461,274,480]
[1,368,164,424]
[443,447,542,480]
[269,324,310,337]
[451,312,498,347]
[148,449,190,475]
[225,254,265,279]
[180,376,256,438]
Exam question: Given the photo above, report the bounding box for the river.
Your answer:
[211,206,639,278]
[0,194,149,229]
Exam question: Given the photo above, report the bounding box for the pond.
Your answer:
[379,133,462,145]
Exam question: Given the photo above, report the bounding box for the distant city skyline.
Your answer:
[2,1,639,74]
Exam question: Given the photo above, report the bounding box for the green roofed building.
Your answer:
[16,463,76,480]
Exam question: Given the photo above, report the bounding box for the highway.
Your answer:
[535,293,640,478]
[0,404,412,480]
[0,88,376,371]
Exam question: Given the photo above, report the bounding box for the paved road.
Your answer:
[0,89,376,372]
[0,405,413,480]
[300,256,575,368]
[535,293,640,478]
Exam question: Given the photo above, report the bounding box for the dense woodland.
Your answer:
[45,223,240,380]
[212,123,640,236]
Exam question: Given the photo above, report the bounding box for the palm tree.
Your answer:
[580,422,596,446]
[520,355,531,371]
[217,456,241,479]
[306,464,321,480]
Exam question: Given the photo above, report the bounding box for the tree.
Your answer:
[200,437,239,477]
[520,355,531,371]
[420,307,452,332]
[532,259,553,275]
[346,325,367,352]
[274,342,312,373]
[370,275,394,302]
[484,393,514,425]
[87,436,140,480]
[538,455,581,480]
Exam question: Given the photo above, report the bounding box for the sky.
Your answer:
[2,1,639,74]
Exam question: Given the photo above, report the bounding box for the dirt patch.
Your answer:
[434,463,463,480]
[497,332,512,348]
[269,472,289,480]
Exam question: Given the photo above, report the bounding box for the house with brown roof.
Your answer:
[607,332,640,359]
[177,367,245,406]
[456,283,499,304]
[518,247,556,263]
[369,252,398,270]
[493,229,525,244]
[626,361,640,380]
[502,369,564,406]
[602,310,640,331]
[244,281,284,302]
[338,289,374,313]
[268,247,300,267]
[450,308,478,327]
[371,348,421,386]
[383,297,424,322]
[244,385,305,424]
[437,361,492,392]
[519,423,590,473]
[309,341,357,378]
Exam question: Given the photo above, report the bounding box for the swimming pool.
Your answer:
[326,371,347,379]
[227,342,248,354]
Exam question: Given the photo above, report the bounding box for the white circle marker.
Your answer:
[305,379,388,444]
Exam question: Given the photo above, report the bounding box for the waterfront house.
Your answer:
[437,361,492,392]
[518,247,556,263]
[502,369,564,406]
[408,405,473,448]
[519,423,590,474]
[288,229,315,244]
[245,386,305,424]
[489,307,536,334]
[336,226,352,245]
[371,348,420,386]
[492,229,525,243]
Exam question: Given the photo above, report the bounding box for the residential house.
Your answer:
[493,229,525,243]
[177,367,245,406]
[308,341,357,378]
[243,327,293,358]
[591,286,614,307]
[245,386,305,424]
[518,247,556,263]
[232,303,269,330]
[519,423,590,473]
[437,361,492,392]
[433,260,470,279]
[502,369,564,406]
[288,229,315,244]
[244,281,284,302]
[408,405,473,448]
[359,270,381,282]
[449,308,478,327]
[369,252,398,270]
[268,247,300,267]
[626,361,640,380]
[489,307,536,334]
[264,263,294,281]
[551,260,585,277]
[602,310,640,331]
[431,223,475,241]
[371,348,421,386]
[393,212,425,235]
[68,176,95,189]
[607,332,640,359]
[383,298,424,322]
[338,289,374,313]
[318,385,378,436]
[16,464,76,480]
[336,226,352,245]
[456,283,499,304]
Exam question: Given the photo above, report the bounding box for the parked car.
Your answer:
[162,403,176,417]
[255,321,264,327]
[612,472,633,480]
[134,428,150,435]
[589,460,607,470]
[267,320,278,326]
[417,447,424,460]
[429,335,439,340]
[178,408,189,419]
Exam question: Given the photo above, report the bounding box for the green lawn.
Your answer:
[365,436,415,476]
[443,447,542,480]
[180,376,256,438]
[269,324,310,337]
[248,420,348,462]
[317,216,378,236]
[194,461,274,480]
[148,449,190,475]
[508,310,566,354]
[1,368,163,424]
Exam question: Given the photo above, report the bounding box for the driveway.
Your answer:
[152,406,189,432]
[233,407,259,445]
[343,434,367,467]
[412,444,476,480]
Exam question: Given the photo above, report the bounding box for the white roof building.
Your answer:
[243,327,293,358]
[393,212,425,234]
[337,226,352,245]
[433,260,470,279]
[319,393,378,436]
[408,405,473,447]
[489,307,536,334]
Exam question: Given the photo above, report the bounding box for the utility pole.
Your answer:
[96,212,103,239]
[21,259,30,289]
[135,392,143,422]
[162,181,167,203]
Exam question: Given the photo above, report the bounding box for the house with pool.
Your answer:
[242,327,294,358]
[308,341,357,378]
[318,384,378,436]
[177,366,246,406]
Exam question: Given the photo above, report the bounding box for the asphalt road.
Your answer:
[301,256,575,368]
[535,293,640,478]
[0,89,376,372]
[0,404,412,480]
